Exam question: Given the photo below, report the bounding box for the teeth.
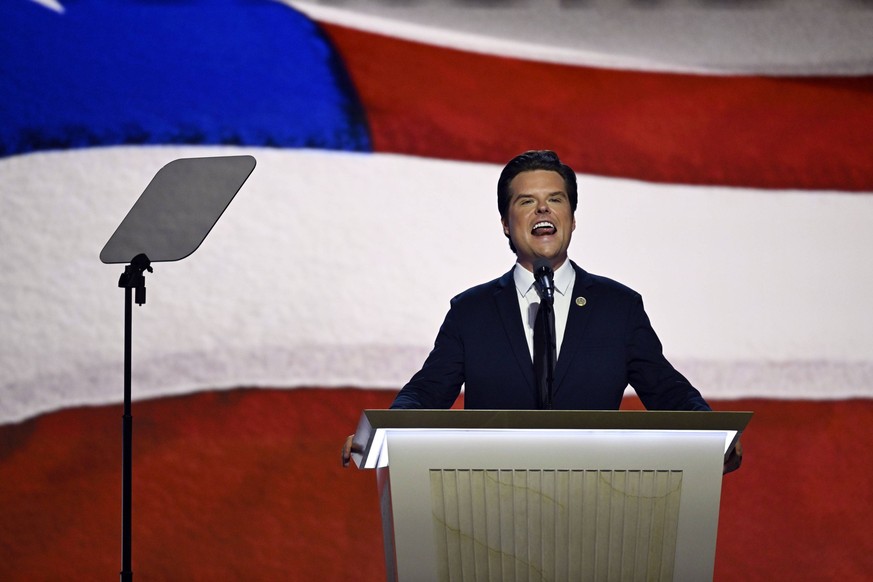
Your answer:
[533,221,555,229]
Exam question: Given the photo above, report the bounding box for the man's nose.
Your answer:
[536,200,550,213]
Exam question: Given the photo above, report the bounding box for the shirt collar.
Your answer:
[513,259,574,298]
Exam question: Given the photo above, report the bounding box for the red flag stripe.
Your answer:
[322,23,873,192]
[1,388,871,580]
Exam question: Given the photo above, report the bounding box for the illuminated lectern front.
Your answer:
[350,409,750,582]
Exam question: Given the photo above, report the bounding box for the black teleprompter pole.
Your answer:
[101,155,255,580]
[118,253,151,582]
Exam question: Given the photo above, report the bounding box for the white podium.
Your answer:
[351,410,751,582]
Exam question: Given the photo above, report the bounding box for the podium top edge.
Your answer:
[359,409,753,432]
[350,409,753,469]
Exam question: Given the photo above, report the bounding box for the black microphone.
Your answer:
[533,258,554,305]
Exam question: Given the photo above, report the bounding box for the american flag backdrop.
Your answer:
[1,1,872,579]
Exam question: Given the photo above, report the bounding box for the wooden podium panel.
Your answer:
[353,410,751,582]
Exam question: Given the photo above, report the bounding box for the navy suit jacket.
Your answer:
[391,262,710,411]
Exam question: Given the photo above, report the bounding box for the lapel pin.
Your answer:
[575,297,587,307]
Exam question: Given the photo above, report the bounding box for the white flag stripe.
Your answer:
[1,147,871,423]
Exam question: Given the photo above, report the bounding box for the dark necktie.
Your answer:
[533,298,556,409]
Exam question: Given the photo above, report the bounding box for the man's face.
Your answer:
[502,169,576,272]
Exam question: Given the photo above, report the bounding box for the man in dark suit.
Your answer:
[343,150,740,470]
[392,149,709,412]
[389,263,710,412]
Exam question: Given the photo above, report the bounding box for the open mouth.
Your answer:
[531,221,557,236]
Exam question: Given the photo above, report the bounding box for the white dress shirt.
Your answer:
[512,260,576,361]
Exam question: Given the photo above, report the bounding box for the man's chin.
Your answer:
[531,244,565,259]
[518,252,568,270]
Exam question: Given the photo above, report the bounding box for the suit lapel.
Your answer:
[553,263,595,396]
[494,267,536,391]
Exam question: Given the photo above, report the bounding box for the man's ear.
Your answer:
[502,217,510,237]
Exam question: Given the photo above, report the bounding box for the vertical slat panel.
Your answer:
[659,471,683,582]
[554,470,570,581]
[456,469,475,580]
[606,470,626,580]
[647,470,669,577]
[430,470,450,582]
[526,470,542,580]
[581,470,599,579]
[469,470,489,580]
[594,470,613,580]
[445,469,463,581]
[568,470,585,578]
[540,470,557,582]
[621,471,643,580]
[430,469,684,582]
[633,471,655,579]
[484,470,502,581]
[498,470,516,579]
[513,470,529,582]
